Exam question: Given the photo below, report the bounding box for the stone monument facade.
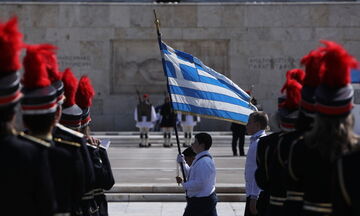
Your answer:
[2,2,360,130]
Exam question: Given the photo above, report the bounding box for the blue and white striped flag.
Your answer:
[160,41,257,124]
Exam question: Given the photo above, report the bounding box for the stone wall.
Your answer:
[3,2,360,131]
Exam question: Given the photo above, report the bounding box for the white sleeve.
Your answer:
[180,163,190,178]
[151,106,157,122]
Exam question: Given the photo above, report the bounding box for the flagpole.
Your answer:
[154,10,187,183]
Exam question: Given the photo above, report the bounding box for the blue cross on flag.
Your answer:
[160,41,257,124]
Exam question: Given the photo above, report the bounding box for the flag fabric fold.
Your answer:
[160,41,257,124]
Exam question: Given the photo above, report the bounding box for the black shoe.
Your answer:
[233,153,238,156]
[240,153,246,156]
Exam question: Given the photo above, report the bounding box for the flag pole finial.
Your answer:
[153,9,161,37]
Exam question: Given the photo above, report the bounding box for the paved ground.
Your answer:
[106,138,249,215]
[108,202,246,216]
[107,145,248,185]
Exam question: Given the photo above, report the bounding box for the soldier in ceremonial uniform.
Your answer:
[178,113,200,147]
[265,68,305,216]
[284,48,324,216]
[134,94,157,147]
[298,41,358,216]
[41,44,87,215]
[58,69,99,216]
[255,68,304,216]
[21,44,80,216]
[160,96,177,147]
[76,75,115,216]
[332,145,360,216]
[0,17,57,216]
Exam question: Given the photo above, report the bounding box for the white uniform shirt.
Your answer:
[245,130,266,198]
[182,150,216,198]
[134,106,157,128]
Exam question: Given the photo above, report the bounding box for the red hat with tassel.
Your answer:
[60,68,82,129]
[315,40,358,116]
[0,17,23,108]
[21,44,58,115]
[76,76,95,128]
[278,69,304,131]
[278,79,303,131]
[40,44,65,105]
[300,48,325,116]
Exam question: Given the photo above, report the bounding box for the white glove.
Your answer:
[176,154,185,164]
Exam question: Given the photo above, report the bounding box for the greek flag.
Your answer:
[160,41,257,124]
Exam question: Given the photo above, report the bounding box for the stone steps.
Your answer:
[106,193,246,202]
[91,131,250,147]
[105,184,246,202]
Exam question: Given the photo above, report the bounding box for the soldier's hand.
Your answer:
[175,176,183,184]
[87,136,100,147]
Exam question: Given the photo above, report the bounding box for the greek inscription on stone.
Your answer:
[58,55,91,68]
[248,57,296,71]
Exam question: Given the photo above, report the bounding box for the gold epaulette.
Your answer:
[54,138,81,148]
[17,132,51,148]
[56,123,84,138]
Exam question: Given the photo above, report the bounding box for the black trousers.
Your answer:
[232,132,245,155]
[183,193,218,216]
[245,196,258,216]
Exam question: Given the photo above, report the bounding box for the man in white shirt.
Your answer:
[245,111,268,216]
[176,133,218,216]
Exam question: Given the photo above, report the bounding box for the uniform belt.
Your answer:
[82,191,95,200]
[269,196,286,206]
[303,201,332,213]
[93,188,105,196]
[54,213,71,216]
[287,191,304,201]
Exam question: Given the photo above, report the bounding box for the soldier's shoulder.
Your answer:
[259,131,280,143]
[55,123,85,139]
[54,137,81,148]
[17,132,51,148]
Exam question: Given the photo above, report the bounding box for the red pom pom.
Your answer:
[281,69,305,93]
[279,79,302,110]
[0,17,23,73]
[320,40,358,87]
[22,44,51,89]
[76,76,95,109]
[62,68,78,107]
[36,44,61,83]
[301,49,324,87]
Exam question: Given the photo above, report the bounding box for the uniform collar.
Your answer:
[250,130,266,141]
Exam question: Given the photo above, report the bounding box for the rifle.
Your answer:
[136,89,142,104]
